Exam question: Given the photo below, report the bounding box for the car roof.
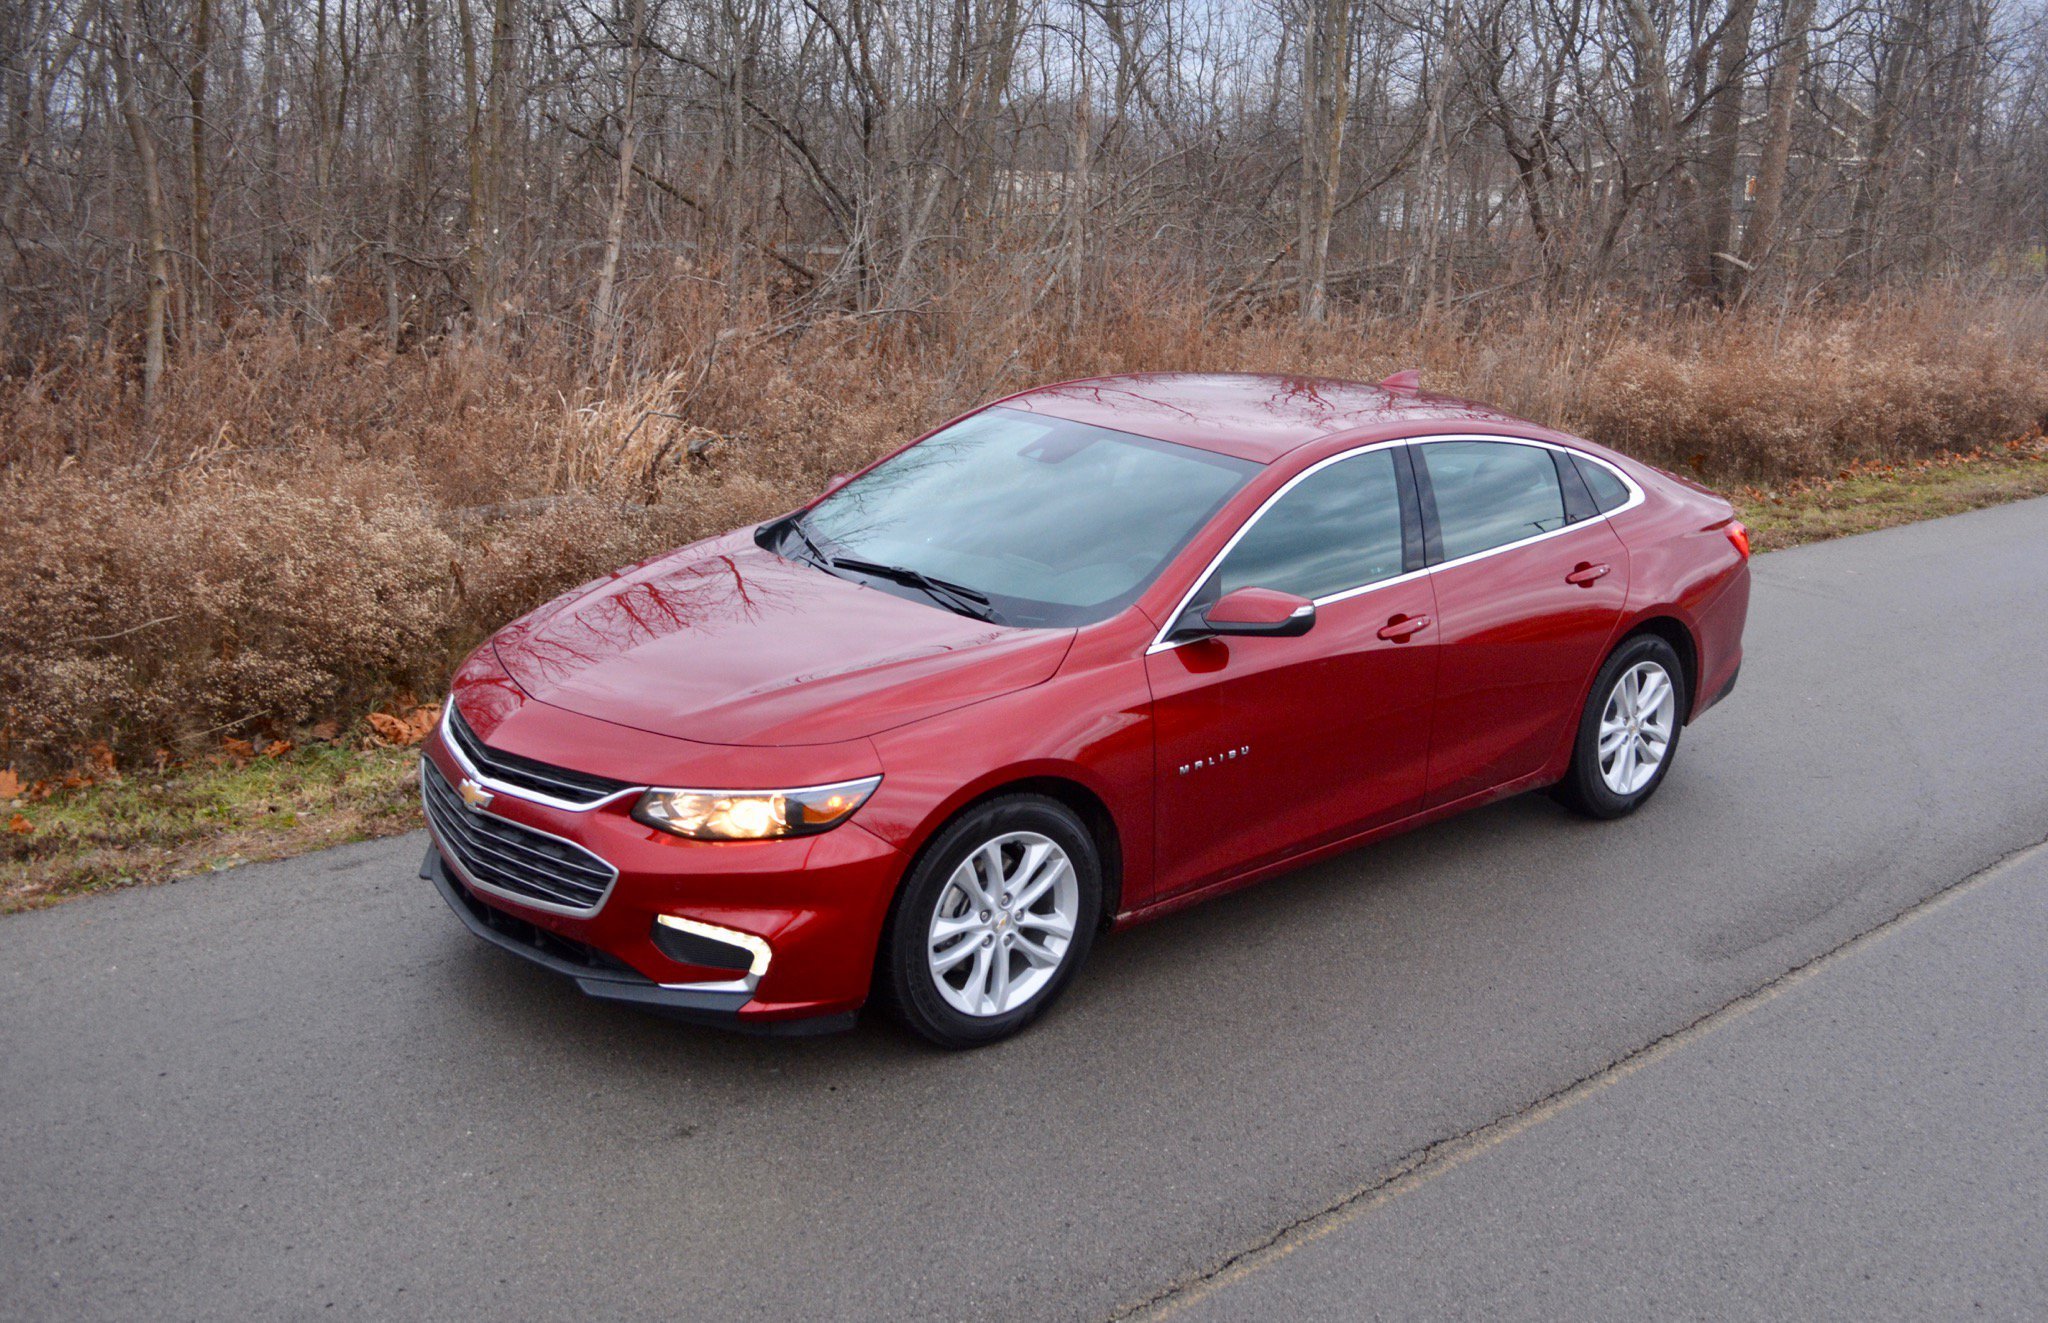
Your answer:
[999,372,1530,464]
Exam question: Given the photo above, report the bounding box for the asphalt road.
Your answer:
[6,496,2048,1321]
[1155,837,2048,1322]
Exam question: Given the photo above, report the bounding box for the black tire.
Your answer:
[1552,633,1688,820]
[875,794,1103,1049]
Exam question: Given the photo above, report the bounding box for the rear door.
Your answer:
[1144,445,1438,901]
[1415,439,1629,807]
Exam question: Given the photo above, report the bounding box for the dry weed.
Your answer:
[2,279,2043,774]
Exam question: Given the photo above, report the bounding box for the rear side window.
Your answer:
[1207,449,1406,602]
[1420,441,1568,561]
[1574,455,1633,513]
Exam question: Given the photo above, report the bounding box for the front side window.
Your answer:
[1201,448,1407,604]
[1421,441,1568,561]
[784,407,1257,627]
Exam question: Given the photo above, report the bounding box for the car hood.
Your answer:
[490,532,1075,747]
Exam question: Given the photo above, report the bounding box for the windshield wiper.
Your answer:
[828,556,1004,624]
[781,514,833,569]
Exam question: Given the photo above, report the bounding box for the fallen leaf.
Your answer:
[0,769,21,799]
[309,720,342,742]
[261,739,293,758]
[369,704,440,747]
[7,813,31,835]
[221,737,257,760]
[404,704,441,743]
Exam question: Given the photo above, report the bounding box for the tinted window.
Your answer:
[1205,449,1406,602]
[791,407,1256,627]
[1574,455,1632,513]
[1421,441,1568,561]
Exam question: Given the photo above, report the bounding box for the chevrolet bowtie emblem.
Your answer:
[457,778,494,811]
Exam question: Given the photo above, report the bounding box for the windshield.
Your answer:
[773,407,1258,627]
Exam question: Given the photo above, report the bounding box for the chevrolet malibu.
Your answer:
[420,372,1750,1047]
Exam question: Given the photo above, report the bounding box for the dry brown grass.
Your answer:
[3,278,2044,777]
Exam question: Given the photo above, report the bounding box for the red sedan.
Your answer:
[420,372,1750,1047]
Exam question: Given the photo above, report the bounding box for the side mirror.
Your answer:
[1197,586,1316,638]
[823,472,852,496]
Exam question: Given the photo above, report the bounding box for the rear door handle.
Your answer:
[1565,562,1611,586]
[1378,614,1432,641]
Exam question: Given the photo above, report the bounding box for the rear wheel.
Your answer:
[876,795,1102,1049]
[1554,634,1687,819]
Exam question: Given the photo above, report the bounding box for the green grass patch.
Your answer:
[2,743,422,913]
[1736,445,2048,552]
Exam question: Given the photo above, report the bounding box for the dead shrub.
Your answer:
[1575,294,2048,479]
[0,467,455,768]
[2,279,2044,775]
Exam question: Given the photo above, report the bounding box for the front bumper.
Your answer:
[423,848,855,1034]
[418,675,910,1029]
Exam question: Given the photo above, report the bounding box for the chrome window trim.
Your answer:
[1146,434,1643,654]
[438,703,644,813]
[1418,436,1644,571]
[422,761,623,918]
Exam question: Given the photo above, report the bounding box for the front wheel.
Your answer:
[1554,634,1687,819]
[875,795,1102,1049]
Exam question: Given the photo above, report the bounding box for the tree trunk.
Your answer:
[185,0,212,333]
[479,0,517,333]
[591,0,648,372]
[383,135,404,348]
[409,0,434,330]
[456,0,490,331]
[1697,0,1755,300]
[111,0,169,420]
[1848,0,1930,289]
[1298,0,1354,324]
[304,0,340,332]
[255,0,283,311]
[1064,51,1090,331]
[1736,0,1815,298]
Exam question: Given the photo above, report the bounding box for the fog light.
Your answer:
[654,914,771,981]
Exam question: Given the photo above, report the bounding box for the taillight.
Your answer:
[1725,521,1752,560]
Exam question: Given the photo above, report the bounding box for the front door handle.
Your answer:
[1378,613,1432,641]
[1565,562,1611,586]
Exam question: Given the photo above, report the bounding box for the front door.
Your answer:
[1145,446,1438,901]
[1413,439,1630,806]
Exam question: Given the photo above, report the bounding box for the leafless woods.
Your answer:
[4,0,2046,413]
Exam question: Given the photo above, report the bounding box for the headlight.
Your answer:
[631,776,881,841]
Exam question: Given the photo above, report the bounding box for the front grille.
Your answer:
[445,704,633,806]
[422,759,618,913]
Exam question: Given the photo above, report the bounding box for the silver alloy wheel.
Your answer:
[927,830,1080,1018]
[1598,659,1678,796]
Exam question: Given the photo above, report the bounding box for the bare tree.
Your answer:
[592,0,653,369]
[1,0,2040,397]
[109,0,168,417]
[1737,0,1817,297]
[1297,0,1354,323]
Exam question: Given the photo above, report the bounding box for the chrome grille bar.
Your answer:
[422,759,618,915]
[444,704,633,808]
